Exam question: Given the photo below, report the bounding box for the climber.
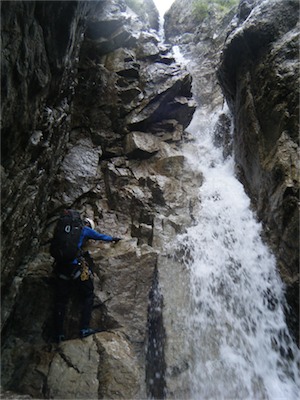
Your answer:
[51,210,121,343]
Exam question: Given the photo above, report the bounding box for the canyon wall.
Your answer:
[1,0,198,398]
[1,0,299,398]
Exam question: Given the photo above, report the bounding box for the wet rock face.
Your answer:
[1,0,91,298]
[164,0,237,110]
[164,0,196,42]
[217,0,299,340]
[1,0,197,398]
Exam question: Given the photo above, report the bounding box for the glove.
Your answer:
[112,237,121,243]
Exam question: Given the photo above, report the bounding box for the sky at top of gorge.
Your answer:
[152,0,175,16]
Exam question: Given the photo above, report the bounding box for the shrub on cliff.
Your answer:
[192,0,238,22]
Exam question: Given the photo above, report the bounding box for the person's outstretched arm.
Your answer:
[82,226,121,242]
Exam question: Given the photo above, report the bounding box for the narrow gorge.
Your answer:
[1,0,299,399]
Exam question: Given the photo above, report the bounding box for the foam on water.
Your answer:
[175,108,300,399]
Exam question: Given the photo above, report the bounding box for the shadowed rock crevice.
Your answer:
[146,266,167,399]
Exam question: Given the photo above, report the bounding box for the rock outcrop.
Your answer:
[1,0,198,398]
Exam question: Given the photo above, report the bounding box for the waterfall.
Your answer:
[173,106,300,399]
[153,0,171,41]
[152,3,299,398]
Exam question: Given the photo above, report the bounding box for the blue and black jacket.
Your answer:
[72,226,114,265]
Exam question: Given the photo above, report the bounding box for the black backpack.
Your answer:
[50,210,84,264]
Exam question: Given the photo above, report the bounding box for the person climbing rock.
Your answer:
[50,209,121,342]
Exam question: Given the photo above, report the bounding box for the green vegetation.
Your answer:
[192,0,239,22]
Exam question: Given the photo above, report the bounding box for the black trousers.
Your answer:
[54,276,94,335]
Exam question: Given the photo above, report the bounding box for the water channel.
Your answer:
[176,105,300,399]
[157,3,300,398]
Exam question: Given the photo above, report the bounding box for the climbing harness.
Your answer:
[80,259,90,281]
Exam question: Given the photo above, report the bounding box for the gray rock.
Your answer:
[125,131,162,158]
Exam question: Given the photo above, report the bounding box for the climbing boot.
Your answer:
[56,334,65,343]
[80,328,103,338]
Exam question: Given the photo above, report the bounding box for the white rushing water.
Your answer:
[155,6,300,397]
[175,107,300,399]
